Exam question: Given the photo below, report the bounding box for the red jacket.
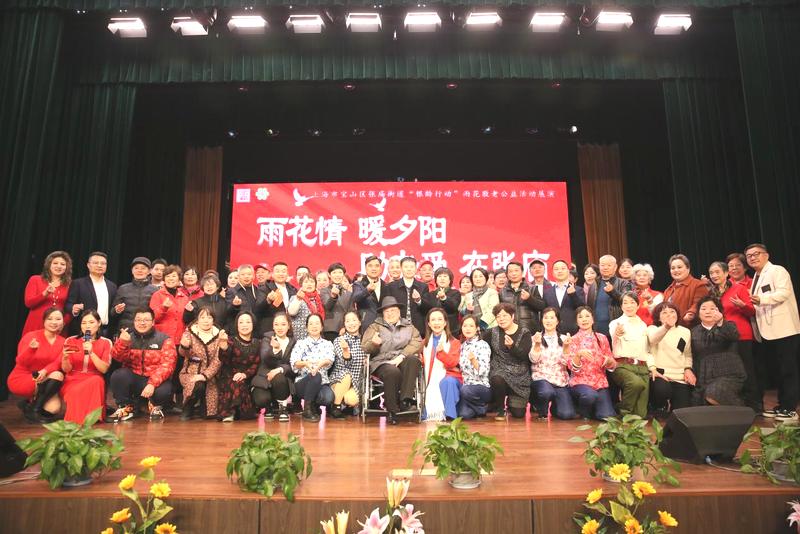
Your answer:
[111,330,177,388]
[423,336,463,382]
[150,288,189,344]
[720,282,756,341]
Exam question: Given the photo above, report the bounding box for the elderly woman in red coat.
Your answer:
[150,265,190,345]
[663,254,709,328]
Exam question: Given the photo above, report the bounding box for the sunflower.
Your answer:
[581,519,601,534]
[100,529,114,534]
[118,474,136,491]
[110,508,131,524]
[150,482,172,499]
[607,463,631,482]
[631,481,656,499]
[154,523,178,534]
[624,517,643,534]
[586,488,603,504]
[140,456,162,469]
[658,510,679,527]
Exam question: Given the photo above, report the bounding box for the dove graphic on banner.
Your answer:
[369,197,387,212]
[293,188,316,207]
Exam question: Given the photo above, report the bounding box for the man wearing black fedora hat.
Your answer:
[361,296,423,424]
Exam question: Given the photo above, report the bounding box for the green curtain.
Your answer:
[70,25,739,84]
[0,9,65,398]
[661,78,759,275]
[734,6,800,274]
[7,0,796,10]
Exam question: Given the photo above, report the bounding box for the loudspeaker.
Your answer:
[0,423,27,477]
[660,406,755,464]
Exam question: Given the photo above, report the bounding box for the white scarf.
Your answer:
[422,335,448,422]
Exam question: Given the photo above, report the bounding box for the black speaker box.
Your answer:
[660,406,755,464]
[0,423,27,477]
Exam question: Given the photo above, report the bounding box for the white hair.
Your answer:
[237,264,254,273]
[632,263,655,282]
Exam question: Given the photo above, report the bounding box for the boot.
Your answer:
[32,379,62,422]
[302,404,320,422]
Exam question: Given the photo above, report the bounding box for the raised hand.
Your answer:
[184,302,195,312]
[119,327,132,342]
[232,295,242,306]
[29,338,40,350]
[520,289,531,301]
[72,303,84,316]
[114,302,126,314]
[181,331,192,347]
[532,331,542,346]
[614,323,626,337]
[604,281,614,293]
[372,332,383,346]
[162,297,172,309]
[504,334,514,348]
[270,336,281,351]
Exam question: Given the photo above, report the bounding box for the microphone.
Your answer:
[82,330,91,372]
[83,330,92,353]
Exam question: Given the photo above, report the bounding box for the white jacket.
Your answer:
[751,262,800,341]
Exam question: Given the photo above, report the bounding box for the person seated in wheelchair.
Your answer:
[361,296,423,425]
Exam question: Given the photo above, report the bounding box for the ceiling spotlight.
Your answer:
[551,81,562,89]
[228,15,268,34]
[437,127,452,136]
[343,82,357,91]
[352,128,366,136]
[287,14,325,34]
[596,11,633,32]
[171,16,208,36]
[307,128,322,137]
[569,125,579,134]
[481,126,495,135]
[655,13,692,35]
[445,82,458,90]
[226,130,239,139]
[405,11,441,32]
[265,129,280,137]
[237,85,249,92]
[530,12,566,32]
[465,11,501,30]
[107,17,147,38]
[524,127,540,135]
[346,12,382,33]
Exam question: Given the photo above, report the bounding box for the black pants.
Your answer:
[764,334,800,411]
[489,375,526,418]
[649,377,691,412]
[110,367,173,407]
[323,332,338,342]
[737,340,762,411]
[252,374,292,408]
[372,357,421,413]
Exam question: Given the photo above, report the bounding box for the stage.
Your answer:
[0,398,796,534]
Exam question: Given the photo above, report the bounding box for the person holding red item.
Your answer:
[21,251,73,336]
[421,308,462,421]
[60,310,112,424]
[150,265,190,345]
[9,307,66,422]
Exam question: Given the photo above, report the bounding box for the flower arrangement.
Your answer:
[575,464,679,534]
[569,415,680,487]
[739,423,800,485]
[318,478,424,534]
[788,501,800,533]
[100,456,177,534]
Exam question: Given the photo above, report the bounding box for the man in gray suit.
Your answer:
[320,262,364,341]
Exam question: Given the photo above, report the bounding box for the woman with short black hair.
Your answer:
[483,303,533,420]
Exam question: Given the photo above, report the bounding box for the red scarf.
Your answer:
[301,290,325,321]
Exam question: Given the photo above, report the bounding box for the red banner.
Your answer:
[230,181,571,280]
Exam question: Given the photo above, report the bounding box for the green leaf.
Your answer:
[609,501,631,524]
[86,447,100,471]
[68,455,84,476]
[82,407,102,428]
[618,484,635,507]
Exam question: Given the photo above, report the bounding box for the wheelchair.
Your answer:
[360,354,425,423]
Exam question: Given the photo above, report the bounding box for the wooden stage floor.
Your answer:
[0,398,797,534]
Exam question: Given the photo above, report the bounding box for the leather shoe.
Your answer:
[302,408,320,422]
[387,413,399,425]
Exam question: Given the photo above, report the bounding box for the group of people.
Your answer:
[9,243,800,427]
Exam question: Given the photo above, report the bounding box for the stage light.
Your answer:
[226,130,238,139]
[346,13,382,33]
[343,82,356,91]
[437,127,452,136]
[530,12,566,32]
[481,126,495,135]
[569,125,579,134]
[352,128,366,136]
[655,14,692,35]
[171,16,208,36]
[228,15,268,34]
[445,82,458,90]
[265,129,280,137]
[107,17,147,38]
[524,127,540,135]
[287,14,325,34]
[404,12,441,32]
[307,128,322,137]
[465,11,501,30]
[596,11,633,32]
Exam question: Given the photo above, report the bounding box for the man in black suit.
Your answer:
[65,251,118,336]
[353,255,388,332]
[261,261,297,333]
[225,264,269,336]
[542,259,586,334]
[386,256,430,336]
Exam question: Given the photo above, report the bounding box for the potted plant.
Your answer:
[16,408,123,489]
[739,423,800,484]
[226,431,312,501]
[569,414,681,486]
[407,417,503,489]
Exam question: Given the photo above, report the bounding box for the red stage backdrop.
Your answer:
[230,181,571,281]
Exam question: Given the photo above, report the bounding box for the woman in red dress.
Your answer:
[150,265,190,344]
[9,307,66,422]
[60,310,112,424]
[21,251,73,336]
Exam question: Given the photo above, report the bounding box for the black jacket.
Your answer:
[422,287,462,336]
[112,279,158,332]
[353,277,389,332]
[225,283,268,335]
[183,293,230,330]
[543,283,586,335]
[499,281,546,334]
[386,279,431,336]
[251,332,296,390]
[65,276,118,336]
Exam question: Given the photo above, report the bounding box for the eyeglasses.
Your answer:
[134,318,153,323]
[745,251,764,259]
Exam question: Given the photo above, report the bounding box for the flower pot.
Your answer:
[768,461,798,484]
[601,472,620,483]
[449,472,481,489]
[62,474,92,487]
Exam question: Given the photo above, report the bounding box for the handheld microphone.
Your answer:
[82,330,91,372]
